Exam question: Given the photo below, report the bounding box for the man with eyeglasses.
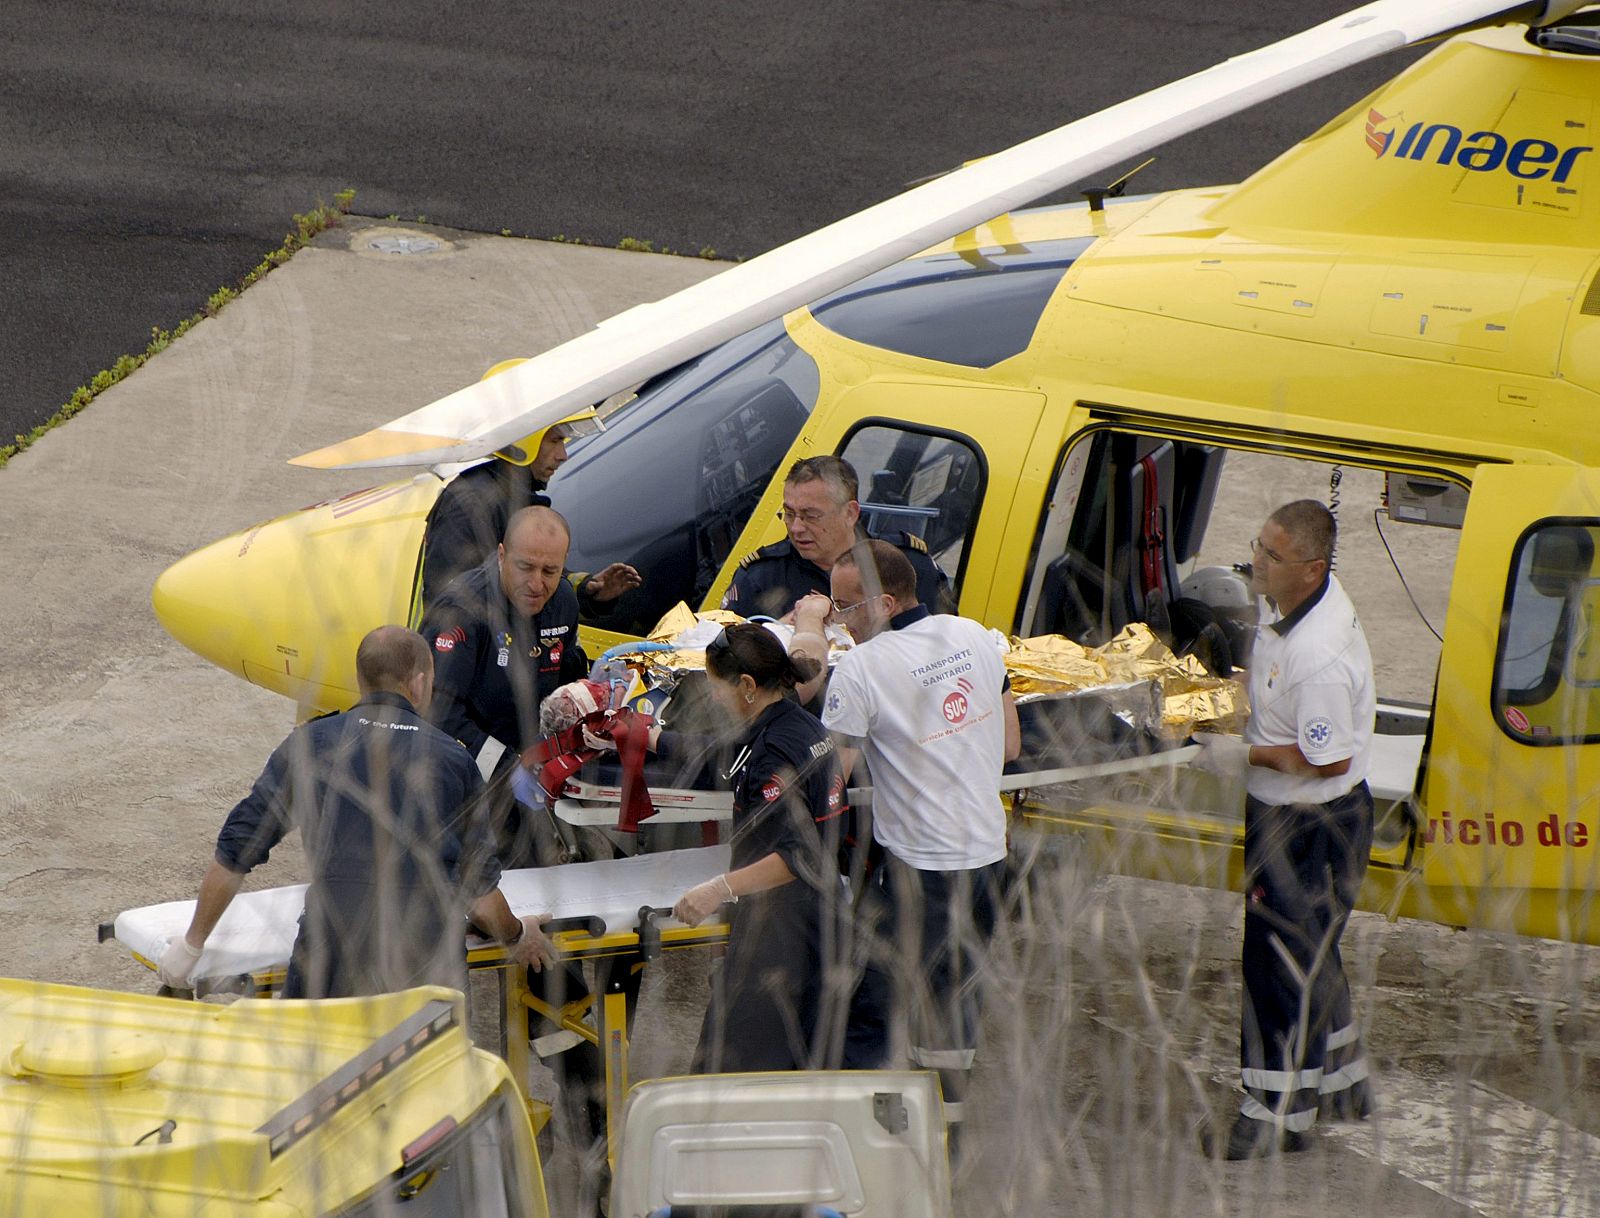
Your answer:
[1191,499,1376,1160]
[819,539,1020,1151]
[719,455,949,621]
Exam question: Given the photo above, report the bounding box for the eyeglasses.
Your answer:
[776,505,840,527]
[829,595,873,614]
[1250,537,1321,566]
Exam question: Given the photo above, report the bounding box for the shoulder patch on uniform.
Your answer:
[738,541,787,569]
[901,533,928,553]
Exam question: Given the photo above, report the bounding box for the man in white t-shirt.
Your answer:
[1192,500,1376,1160]
[821,539,1021,1138]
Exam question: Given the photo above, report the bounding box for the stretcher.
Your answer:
[555,731,1423,832]
[105,847,731,986]
[103,848,736,1168]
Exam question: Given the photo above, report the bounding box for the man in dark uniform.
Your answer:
[422,503,628,1149]
[157,626,556,997]
[419,394,640,611]
[421,504,591,865]
[720,455,950,620]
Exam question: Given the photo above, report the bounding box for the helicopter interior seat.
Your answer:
[1164,442,1233,675]
[859,463,927,539]
[1031,437,1183,643]
[1118,438,1245,675]
[923,450,982,564]
[1030,437,1234,672]
[1034,549,1106,643]
[1124,442,1182,638]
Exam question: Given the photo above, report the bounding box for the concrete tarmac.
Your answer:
[2,221,1598,1216]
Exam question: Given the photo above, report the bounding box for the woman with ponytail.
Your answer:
[646,622,852,1072]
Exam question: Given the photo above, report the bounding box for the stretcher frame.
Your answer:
[474,910,728,1170]
[553,748,1202,826]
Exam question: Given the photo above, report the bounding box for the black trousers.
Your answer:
[844,856,1004,1122]
[1239,782,1373,1131]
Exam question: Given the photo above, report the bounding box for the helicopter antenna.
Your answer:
[1083,158,1157,212]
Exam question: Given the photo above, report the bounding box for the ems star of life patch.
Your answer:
[1303,717,1334,750]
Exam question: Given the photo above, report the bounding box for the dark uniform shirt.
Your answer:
[213,690,497,998]
[659,699,850,1072]
[420,461,550,610]
[720,533,951,620]
[420,555,589,756]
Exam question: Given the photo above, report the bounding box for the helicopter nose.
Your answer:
[152,475,441,708]
[152,531,280,685]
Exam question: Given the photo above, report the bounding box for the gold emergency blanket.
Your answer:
[604,605,752,689]
[1007,624,1245,736]
[614,608,1243,736]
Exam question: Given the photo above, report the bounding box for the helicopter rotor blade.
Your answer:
[292,0,1574,471]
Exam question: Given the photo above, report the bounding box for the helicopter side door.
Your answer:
[1422,463,1600,939]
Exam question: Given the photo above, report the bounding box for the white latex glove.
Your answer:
[158,936,204,988]
[673,874,736,926]
[1190,733,1251,779]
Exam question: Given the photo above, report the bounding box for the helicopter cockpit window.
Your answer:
[1494,520,1600,745]
[808,236,1092,369]
[547,319,820,633]
[838,422,986,594]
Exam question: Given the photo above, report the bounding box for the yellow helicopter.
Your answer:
[154,0,1600,944]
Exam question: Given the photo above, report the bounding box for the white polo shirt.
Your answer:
[1245,574,1375,806]
[821,608,1009,870]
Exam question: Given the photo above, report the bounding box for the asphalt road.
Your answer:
[0,0,1424,447]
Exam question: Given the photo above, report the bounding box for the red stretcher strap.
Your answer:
[519,709,657,830]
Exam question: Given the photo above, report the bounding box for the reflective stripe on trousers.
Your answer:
[1239,784,1372,1127]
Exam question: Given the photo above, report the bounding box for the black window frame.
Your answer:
[547,318,821,633]
[1492,515,1600,747]
[836,416,989,598]
[807,236,1093,369]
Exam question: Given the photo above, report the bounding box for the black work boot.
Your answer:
[1201,1112,1311,1160]
[1318,1078,1374,1122]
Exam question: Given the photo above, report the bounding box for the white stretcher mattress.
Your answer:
[113,846,730,984]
